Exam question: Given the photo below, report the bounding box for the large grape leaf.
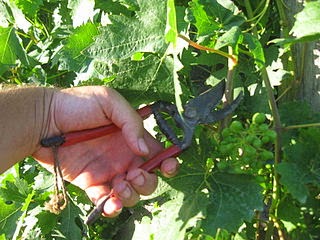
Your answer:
[277,162,312,203]
[270,1,320,45]
[84,0,167,62]
[55,201,85,239]
[1,0,31,32]
[0,27,29,66]
[290,1,320,41]
[0,1,12,27]
[187,0,244,38]
[0,198,22,238]
[243,33,266,70]
[202,173,263,235]
[129,191,207,240]
[92,54,175,105]
[276,128,320,203]
[0,176,31,238]
[13,0,43,18]
[55,22,99,72]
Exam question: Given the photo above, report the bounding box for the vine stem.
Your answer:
[222,46,238,128]
[178,34,238,65]
[284,122,320,130]
[244,0,284,239]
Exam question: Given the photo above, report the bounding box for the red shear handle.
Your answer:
[62,124,120,146]
[140,145,182,172]
[55,105,153,147]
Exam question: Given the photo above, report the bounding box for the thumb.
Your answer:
[98,87,149,156]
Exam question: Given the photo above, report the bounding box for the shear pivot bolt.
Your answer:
[184,107,197,119]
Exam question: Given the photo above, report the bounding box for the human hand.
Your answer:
[32,86,179,217]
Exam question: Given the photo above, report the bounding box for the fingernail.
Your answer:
[119,184,131,199]
[138,138,149,155]
[132,173,145,186]
[166,162,178,175]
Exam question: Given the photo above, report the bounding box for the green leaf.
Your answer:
[0,176,31,238]
[243,33,265,69]
[202,173,263,235]
[92,54,175,105]
[84,0,167,62]
[276,128,320,203]
[165,0,178,46]
[187,0,244,37]
[56,22,99,72]
[0,197,22,238]
[129,192,207,240]
[133,133,262,237]
[290,1,320,40]
[0,1,11,27]
[187,0,220,36]
[0,177,30,202]
[13,0,43,18]
[36,211,58,235]
[277,162,310,203]
[95,0,136,16]
[277,196,301,227]
[215,26,241,49]
[0,27,28,65]
[56,201,85,239]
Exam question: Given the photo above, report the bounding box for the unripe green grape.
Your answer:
[265,163,272,169]
[265,129,277,141]
[258,123,269,132]
[219,143,234,154]
[252,113,266,124]
[261,150,274,160]
[243,145,257,156]
[230,120,243,132]
[222,128,231,138]
[223,136,237,144]
[245,135,256,144]
[261,135,270,144]
[252,138,262,148]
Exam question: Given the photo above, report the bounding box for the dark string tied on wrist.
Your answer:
[44,146,68,214]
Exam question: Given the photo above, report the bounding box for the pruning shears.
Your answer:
[40,80,243,225]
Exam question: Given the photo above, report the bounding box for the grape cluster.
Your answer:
[90,221,111,239]
[217,113,276,174]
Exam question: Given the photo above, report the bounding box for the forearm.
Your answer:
[0,87,56,173]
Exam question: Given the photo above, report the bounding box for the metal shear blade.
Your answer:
[182,80,226,125]
[184,80,243,125]
[154,80,243,150]
[202,91,243,123]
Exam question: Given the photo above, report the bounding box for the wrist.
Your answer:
[0,87,57,172]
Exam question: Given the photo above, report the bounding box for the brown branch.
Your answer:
[178,34,238,66]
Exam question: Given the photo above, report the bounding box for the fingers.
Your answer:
[85,169,157,218]
[112,168,158,206]
[97,88,149,156]
[85,159,179,219]
[159,157,180,178]
[126,168,158,196]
